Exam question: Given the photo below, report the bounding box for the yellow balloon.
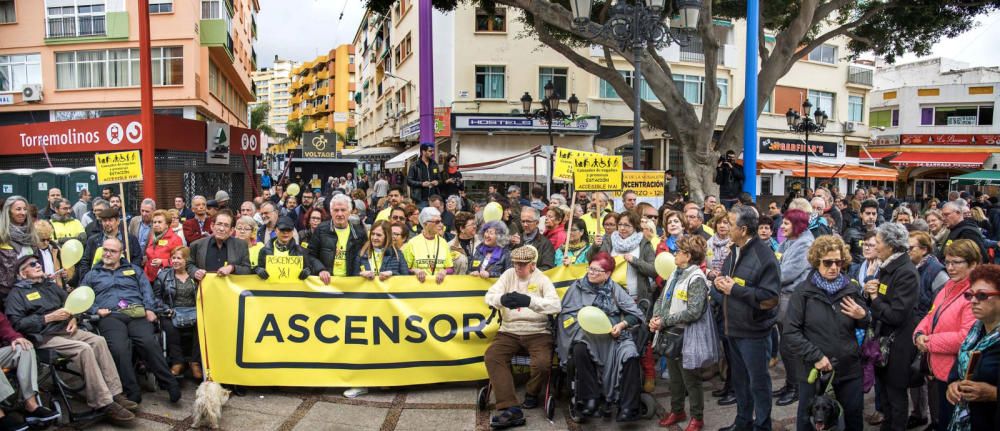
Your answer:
[286,183,301,197]
[577,306,612,334]
[64,286,95,314]
[483,202,503,223]
[61,239,84,269]
[654,252,677,279]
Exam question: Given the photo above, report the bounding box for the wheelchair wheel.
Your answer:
[476,383,491,411]
[639,392,657,419]
[50,398,70,426]
[568,402,585,424]
[543,393,555,421]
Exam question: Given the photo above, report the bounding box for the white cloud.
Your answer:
[255,0,365,67]
[892,11,1000,67]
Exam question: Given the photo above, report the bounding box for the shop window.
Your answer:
[923,104,994,126]
[475,7,506,32]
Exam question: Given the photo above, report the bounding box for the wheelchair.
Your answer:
[80,313,172,395]
[35,348,104,427]
[0,360,63,429]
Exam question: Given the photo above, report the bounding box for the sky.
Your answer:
[255,2,1000,68]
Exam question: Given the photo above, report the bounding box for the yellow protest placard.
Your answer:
[610,171,666,198]
[265,255,303,283]
[554,147,598,182]
[573,154,623,191]
[95,150,143,185]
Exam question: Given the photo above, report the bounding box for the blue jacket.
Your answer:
[353,247,411,275]
[81,259,157,314]
[470,246,512,278]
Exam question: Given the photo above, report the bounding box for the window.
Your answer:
[475,65,505,99]
[598,71,655,101]
[0,54,42,92]
[46,0,107,38]
[673,74,705,105]
[0,0,15,24]
[475,7,505,32]
[397,33,412,64]
[717,78,729,107]
[55,46,183,89]
[807,90,835,118]
[808,44,837,64]
[922,105,994,126]
[762,94,772,113]
[149,0,172,13]
[538,67,567,99]
[870,109,898,128]
[201,0,221,19]
[848,95,864,122]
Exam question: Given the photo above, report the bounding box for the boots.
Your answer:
[190,362,203,380]
[170,363,184,377]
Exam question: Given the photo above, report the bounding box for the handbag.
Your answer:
[119,304,146,319]
[681,299,719,370]
[171,307,198,329]
[654,326,685,359]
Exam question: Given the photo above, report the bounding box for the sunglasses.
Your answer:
[391,216,406,221]
[962,291,1000,302]
[821,259,844,268]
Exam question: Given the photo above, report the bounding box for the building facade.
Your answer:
[284,45,356,147]
[251,56,295,137]
[868,58,1000,200]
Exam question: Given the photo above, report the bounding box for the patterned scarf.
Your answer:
[810,270,850,296]
[948,321,1000,431]
[8,223,34,252]
[609,231,642,254]
[579,277,617,318]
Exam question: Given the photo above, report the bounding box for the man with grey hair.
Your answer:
[82,198,110,239]
[311,194,366,284]
[182,195,212,244]
[73,188,91,221]
[808,196,833,237]
[509,207,555,271]
[940,200,987,262]
[814,187,843,234]
[714,205,780,431]
[128,198,156,250]
[402,207,452,284]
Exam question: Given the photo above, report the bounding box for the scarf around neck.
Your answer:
[579,277,617,317]
[949,321,1000,431]
[810,270,850,296]
[609,231,642,254]
[476,243,503,266]
[8,223,34,251]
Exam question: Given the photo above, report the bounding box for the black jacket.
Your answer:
[942,218,988,263]
[714,162,744,200]
[308,221,367,276]
[868,253,919,388]
[716,237,781,338]
[843,222,877,265]
[406,158,440,204]
[5,278,70,341]
[783,273,870,383]
[440,169,463,198]
[513,230,556,271]
[255,240,324,274]
[78,231,143,282]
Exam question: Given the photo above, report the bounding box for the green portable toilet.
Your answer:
[67,167,99,202]
[0,169,30,203]
[29,167,73,211]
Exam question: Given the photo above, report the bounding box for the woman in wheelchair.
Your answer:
[4,254,136,424]
[556,252,646,423]
[153,246,202,380]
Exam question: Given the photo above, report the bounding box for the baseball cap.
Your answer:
[215,191,230,202]
[276,217,296,231]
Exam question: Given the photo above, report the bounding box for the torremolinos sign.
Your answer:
[3,116,144,155]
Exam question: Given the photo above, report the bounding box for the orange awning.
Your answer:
[757,160,898,181]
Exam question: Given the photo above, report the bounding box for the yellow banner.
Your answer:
[95,150,143,185]
[610,171,666,198]
[553,148,596,182]
[197,263,636,387]
[573,154,623,191]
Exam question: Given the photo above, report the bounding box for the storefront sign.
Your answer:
[95,150,143,185]
[206,122,231,165]
[610,171,666,198]
[333,112,349,123]
[900,134,1000,146]
[759,137,837,158]
[0,94,13,105]
[301,132,338,158]
[400,120,420,141]
[452,114,600,134]
[870,135,900,146]
[573,154,623,191]
[231,127,262,156]
[0,115,144,155]
[434,107,452,137]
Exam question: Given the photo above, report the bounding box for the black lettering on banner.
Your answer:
[345,316,368,345]
[287,314,309,343]
[373,316,400,345]
[255,314,284,343]
[314,314,340,343]
[462,313,487,341]
[404,315,427,343]
[429,315,458,342]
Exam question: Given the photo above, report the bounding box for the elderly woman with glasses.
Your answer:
[471,221,512,279]
[556,252,646,423]
[783,235,870,431]
[556,219,591,266]
[944,264,1000,431]
[863,223,921,431]
[402,207,452,284]
[32,220,69,287]
[234,216,263,268]
[912,239,981,430]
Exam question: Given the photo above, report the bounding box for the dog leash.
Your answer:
[198,283,211,383]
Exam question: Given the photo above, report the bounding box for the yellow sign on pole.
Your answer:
[573,154,623,191]
[611,171,666,198]
[554,148,598,182]
[95,150,143,185]
[265,255,304,284]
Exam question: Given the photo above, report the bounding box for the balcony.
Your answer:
[317,71,330,80]
[200,19,234,59]
[847,66,873,87]
[678,36,723,64]
[45,12,129,44]
[316,87,329,96]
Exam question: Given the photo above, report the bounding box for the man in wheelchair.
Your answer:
[483,245,561,429]
[4,254,135,425]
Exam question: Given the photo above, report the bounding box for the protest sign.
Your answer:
[553,147,595,182]
[95,150,143,185]
[610,171,666,197]
[265,255,304,284]
[572,154,623,191]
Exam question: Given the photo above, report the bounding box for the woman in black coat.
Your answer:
[863,222,920,431]
[440,154,464,199]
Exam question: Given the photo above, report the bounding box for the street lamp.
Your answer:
[569,0,702,170]
[785,99,829,188]
[522,81,580,196]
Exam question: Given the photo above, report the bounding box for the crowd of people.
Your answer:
[0,152,998,430]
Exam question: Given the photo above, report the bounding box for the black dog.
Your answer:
[807,393,842,431]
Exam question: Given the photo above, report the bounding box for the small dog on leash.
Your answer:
[192,381,231,429]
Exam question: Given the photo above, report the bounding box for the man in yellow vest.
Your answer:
[49,198,85,245]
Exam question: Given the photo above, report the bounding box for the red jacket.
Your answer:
[0,312,24,345]
[144,228,184,281]
[544,224,566,251]
[913,278,976,381]
[182,216,213,245]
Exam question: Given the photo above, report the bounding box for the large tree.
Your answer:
[367,0,998,201]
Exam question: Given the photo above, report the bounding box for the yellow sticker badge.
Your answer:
[563,316,576,329]
[527,283,538,293]
[675,288,688,301]
[733,277,746,287]
[26,292,41,301]
[122,269,136,276]
[157,239,168,246]
[878,283,888,295]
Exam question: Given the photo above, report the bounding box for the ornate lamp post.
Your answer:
[568,0,702,170]
[785,99,829,188]
[522,81,580,196]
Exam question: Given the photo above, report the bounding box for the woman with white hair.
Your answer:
[402,207,453,284]
[0,196,38,298]
[471,221,511,278]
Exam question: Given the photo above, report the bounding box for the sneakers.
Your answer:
[490,407,525,429]
[102,402,136,424]
[344,387,369,398]
[113,394,139,412]
[0,415,27,431]
[24,405,60,425]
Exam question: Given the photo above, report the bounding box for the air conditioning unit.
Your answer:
[21,84,42,102]
[844,121,856,132]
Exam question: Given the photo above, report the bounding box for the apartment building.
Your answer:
[251,56,295,137]
[352,4,882,195]
[868,58,1000,200]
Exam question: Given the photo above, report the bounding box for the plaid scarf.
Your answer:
[948,321,1000,431]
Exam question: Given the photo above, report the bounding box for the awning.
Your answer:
[886,152,989,168]
[459,146,548,182]
[756,160,898,181]
[951,170,1000,186]
[384,144,420,170]
[342,146,401,158]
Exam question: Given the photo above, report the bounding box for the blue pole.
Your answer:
[742,0,759,199]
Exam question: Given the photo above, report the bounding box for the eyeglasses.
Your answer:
[309,217,323,221]
[391,216,406,221]
[821,259,844,268]
[427,219,442,224]
[521,219,538,224]
[945,259,968,267]
[587,267,607,274]
[618,223,633,229]
[24,261,41,268]
[643,214,657,220]
[235,226,253,233]
[863,243,876,249]
[962,291,1000,302]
